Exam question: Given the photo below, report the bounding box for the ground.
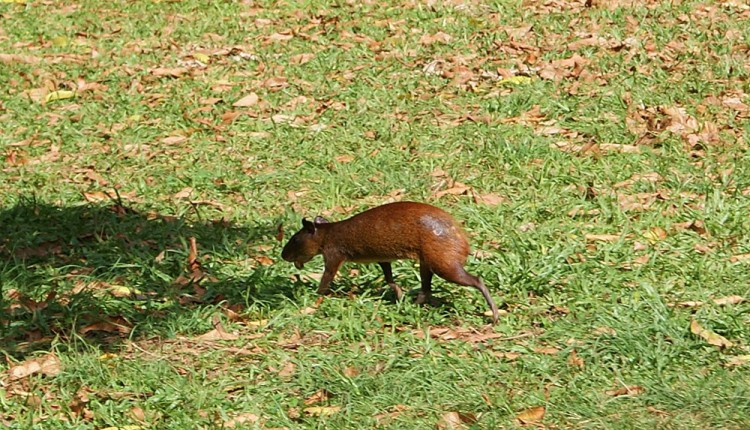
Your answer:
[1,0,750,428]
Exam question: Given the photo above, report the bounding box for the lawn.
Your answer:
[1,0,750,428]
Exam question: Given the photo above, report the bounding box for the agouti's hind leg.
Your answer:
[438,265,499,324]
[378,262,403,300]
[416,262,433,305]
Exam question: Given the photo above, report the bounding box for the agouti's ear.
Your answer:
[302,218,316,233]
[314,216,330,225]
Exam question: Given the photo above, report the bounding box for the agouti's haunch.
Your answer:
[281,201,499,323]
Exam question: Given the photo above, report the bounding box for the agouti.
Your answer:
[281,201,499,323]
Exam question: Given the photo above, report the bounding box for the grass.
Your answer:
[2,0,750,428]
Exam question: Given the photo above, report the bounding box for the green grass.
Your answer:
[2,0,750,428]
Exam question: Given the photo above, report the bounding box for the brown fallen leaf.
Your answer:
[0,53,41,64]
[290,53,315,65]
[674,300,704,308]
[534,347,560,355]
[568,350,584,368]
[8,353,61,380]
[223,412,260,428]
[130,406,147,423]
[278,361,296,378]
[585,233,621,242]
[515,406,545,425]
[161,135,187,145]
[298,306,317,315]
[730,253,750,263]
[303,389,332,405]
[263,76,288,91]
[713,295,745,306]
[599,143,641,154]
[473,192,505,206]
[437,411,477,430]
[643,226,667,243]
[690,319,733,348]
[419,31,452,45]
[303,406,341,417]
[434,182,470,198]
[605,385,645,397]
[233,92,259,107]
[197,316,238,341]
[150,67,189,78]
[79,318,133,335]
[373,404,408,426]
[342,366,359,377]
[724,355,750,367]
[276,223,285,242]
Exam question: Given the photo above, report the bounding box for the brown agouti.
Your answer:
[281,201,499,323]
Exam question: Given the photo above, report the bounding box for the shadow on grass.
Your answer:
[0,197,296,358]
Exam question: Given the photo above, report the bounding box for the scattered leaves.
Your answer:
[7,353,61,380]
[515,406,545,426]
[303,406,341,417]
[690,319,733,348]
[605,385,645,397]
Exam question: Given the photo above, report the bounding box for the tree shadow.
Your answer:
[0,196,296,359]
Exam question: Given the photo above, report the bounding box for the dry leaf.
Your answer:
[130,406,147,423]
[263,76,288,91]
[585,233,621,242]
[79,319,132,335]
[437,411,468,430]
[233,92,259,107]
[725,355,750,367]
[674,300,704,308]
[8,353,61,380]
[290,53,315,65]
[44,90,76,104]
[594,327,617,336]
[303,406,341,417]
[197,316,238,341]
[161,135,187,145]
[643,227,667,243]
[730,253,750,263]
[373,404,407,426]
[515,406,545,425]
[0,53,41,64]
[299,306,317,315]
[474,192,505,206]
[713,295,745,306]
[246,319,269,327]
[278,361,296,378]
[335,154,354,163]
[605,385,645,397]
[534,347,560,355]
[434,182,470,198]
[150,67,188,78]
[223,412,260,428]
[568,350,584,368]
[173,187,194,199]
[342,366,359,377]
[419,31,452,45]
[304,389,332,405]
[690,319,733,348]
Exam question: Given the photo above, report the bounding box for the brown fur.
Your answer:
[281,202,499,323]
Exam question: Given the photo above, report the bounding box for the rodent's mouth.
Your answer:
[294,261,304,269]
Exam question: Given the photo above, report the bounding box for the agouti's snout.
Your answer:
[281,202,499,323]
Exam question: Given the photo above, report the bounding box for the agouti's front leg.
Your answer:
[317,255,344,295]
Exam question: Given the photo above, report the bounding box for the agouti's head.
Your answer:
[281,217,329,269]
